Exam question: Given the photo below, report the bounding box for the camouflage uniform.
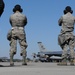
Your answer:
[8,5,28,66]
[58,6,75,65]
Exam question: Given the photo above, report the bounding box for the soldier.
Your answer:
[58,6,75,65]
[0,0,5,16]
[7,4,28,66]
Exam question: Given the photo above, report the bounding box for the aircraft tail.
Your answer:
[37,42,47,52]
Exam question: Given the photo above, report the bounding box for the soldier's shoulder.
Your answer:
[21,13,26,17]
[21,13,27,19]
[72,14,75,18]
[9,14,16,20]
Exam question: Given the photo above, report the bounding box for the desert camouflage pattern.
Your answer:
[58,12,75,64]
[9,11,27,65]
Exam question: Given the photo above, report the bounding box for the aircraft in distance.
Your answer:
[37,42,62,62]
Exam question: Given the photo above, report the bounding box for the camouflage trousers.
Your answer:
[9,33,27,57]
[62,39,75,59]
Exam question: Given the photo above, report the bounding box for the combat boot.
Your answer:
[57,58,67,66]
[22,56,27,65]
[10,55,14,66]
[10,62,14,66]
[70,59,74,66]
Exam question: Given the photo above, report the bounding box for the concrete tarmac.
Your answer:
[0,62,75,75]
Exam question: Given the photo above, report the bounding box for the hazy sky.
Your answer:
[0,0,75,59]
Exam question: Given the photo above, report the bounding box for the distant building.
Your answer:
[0,57,8,62]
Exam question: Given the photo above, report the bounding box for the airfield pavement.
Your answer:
[0,62,75,75]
